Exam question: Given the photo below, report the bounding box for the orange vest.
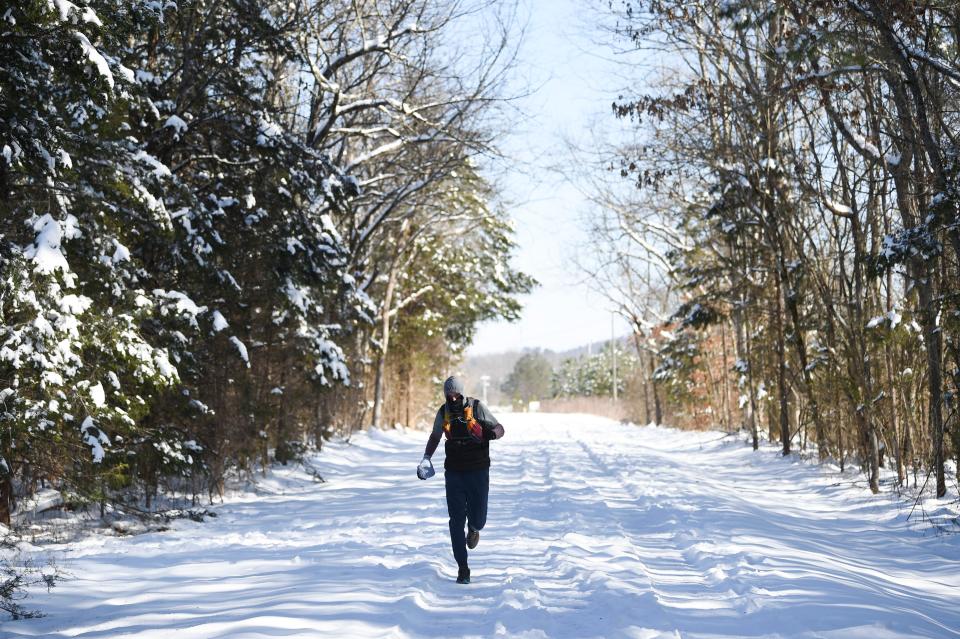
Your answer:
[443,399,478,440]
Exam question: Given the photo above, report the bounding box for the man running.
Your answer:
[417,376,505,584]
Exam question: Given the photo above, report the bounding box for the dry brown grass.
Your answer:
[537,397,631,421]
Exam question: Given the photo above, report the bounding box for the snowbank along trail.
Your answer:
[6,413,960,638]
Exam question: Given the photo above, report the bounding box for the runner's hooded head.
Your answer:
[444,376,464,405]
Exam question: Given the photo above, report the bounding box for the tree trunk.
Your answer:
[0,472,12,526]
[901,386,916,488]
[642,367,652,425]
[882,104,946,496]
[405,362,412,428]
[886,343,904,484]
[783,265,827,459]
[732,306,748,434]
[719,320,731,432]
[878,53,946,496]
[856,408,880,493]
[838,408,845,473]
[773,267,791,455]
[917,273,946,497]
[648,356,663,426]
[740,308,760,450]
[371,257,400,428]
[631,328,652,425]
[317,394,328,445]
[849,209,880,494]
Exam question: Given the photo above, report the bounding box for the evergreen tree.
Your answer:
[0,0,181,522]
[502,352,554,407]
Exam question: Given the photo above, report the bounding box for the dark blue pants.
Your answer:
[445,468,489,569]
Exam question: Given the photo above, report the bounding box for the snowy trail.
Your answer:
[7,414,960,639]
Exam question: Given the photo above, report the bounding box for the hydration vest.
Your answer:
[443,397,478,442]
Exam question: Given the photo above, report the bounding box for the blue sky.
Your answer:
[468,0,634,355]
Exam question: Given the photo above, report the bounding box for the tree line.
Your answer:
[0,0,532,526]
[498,345,637,408]
[584,0,959,496]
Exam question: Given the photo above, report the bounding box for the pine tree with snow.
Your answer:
[0,0,182,522]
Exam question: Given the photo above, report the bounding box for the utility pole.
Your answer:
[480,375,490,405]
[612,312,618,402]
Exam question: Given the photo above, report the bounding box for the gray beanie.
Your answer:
[443,376,465,397]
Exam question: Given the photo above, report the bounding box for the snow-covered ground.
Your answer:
[6,413,960,638]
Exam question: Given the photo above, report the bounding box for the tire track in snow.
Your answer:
[571,422,960,638]
[573,436,767,618]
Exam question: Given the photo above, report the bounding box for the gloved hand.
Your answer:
[468,421,483,443]
[416,456,435,480]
